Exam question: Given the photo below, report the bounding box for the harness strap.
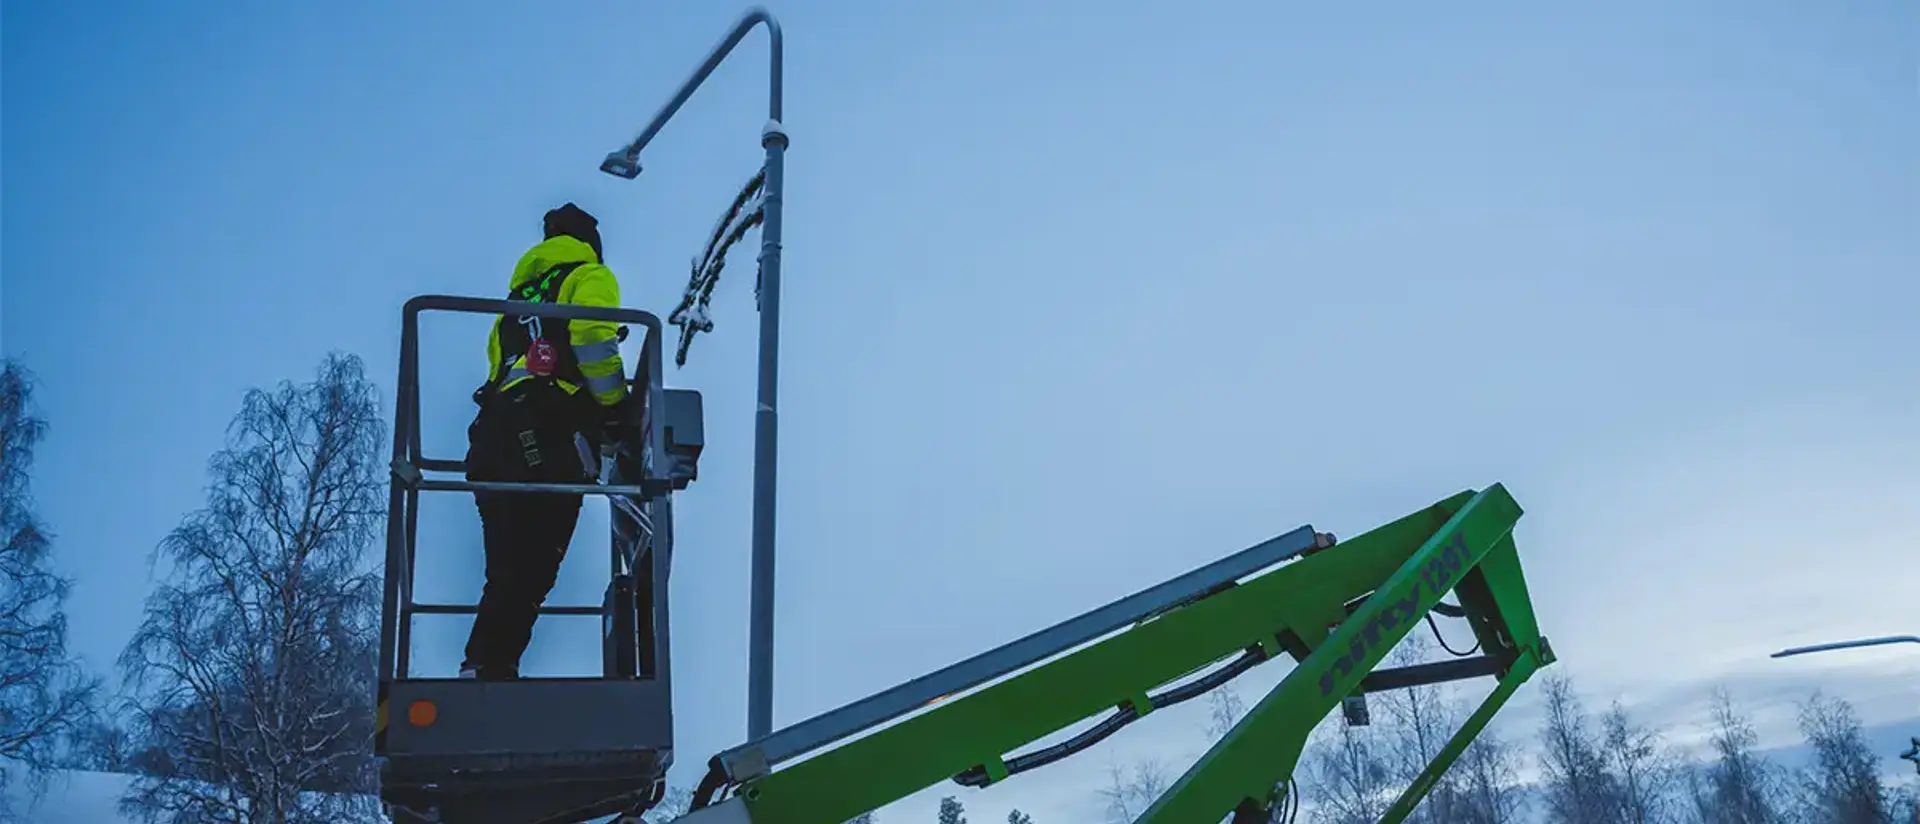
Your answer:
[477,261,586,403]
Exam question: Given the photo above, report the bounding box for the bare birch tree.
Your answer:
[1376,634,1467,823]
[1207,686,1247,740]
[1536,674,1618,824]
[115,353,386,824]
[0,360,99,821]
[1307,720,1396,824]
[1097,759,1171,824]
[1686,687,1788,824]
[1600,700,1680,823]
[1887,779,1919,824]
[1793,691,1893,824]
[938,795,968,824]
[1453,728,1527,824]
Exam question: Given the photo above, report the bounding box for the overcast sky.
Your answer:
[4,1,1915,821]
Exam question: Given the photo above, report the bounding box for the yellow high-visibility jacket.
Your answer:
[484,235,629,408]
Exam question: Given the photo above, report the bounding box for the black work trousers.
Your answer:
[460,382,596,679]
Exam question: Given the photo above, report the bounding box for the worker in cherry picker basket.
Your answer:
[460,202,630,680]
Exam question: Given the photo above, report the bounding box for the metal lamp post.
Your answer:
[600,6,786,742]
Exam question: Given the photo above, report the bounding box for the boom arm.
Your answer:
[677,484,1554,824]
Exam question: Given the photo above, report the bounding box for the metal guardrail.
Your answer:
[376,296,671,683]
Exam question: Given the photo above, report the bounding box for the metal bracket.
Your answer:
[391,457,424,488]
[723,746,773,783]
[1341,694,1371,727]
[761,118,788,149]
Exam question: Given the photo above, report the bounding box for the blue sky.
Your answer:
[4,1,1916,821]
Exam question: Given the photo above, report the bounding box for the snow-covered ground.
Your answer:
[5,771,392,824]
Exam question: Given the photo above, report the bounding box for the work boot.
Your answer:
[458,662,519,681]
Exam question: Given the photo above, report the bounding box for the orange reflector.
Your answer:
[407,700,438,727]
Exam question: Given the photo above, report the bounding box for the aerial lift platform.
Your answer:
[375,296,1555,824]
[372,10,1558,823]
[377,297,699,824]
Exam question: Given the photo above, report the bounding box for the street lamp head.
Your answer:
[601,151,643,180]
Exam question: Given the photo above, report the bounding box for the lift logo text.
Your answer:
[1317,530,1470,697]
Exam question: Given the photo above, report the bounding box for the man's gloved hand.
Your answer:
[598,399,631,450]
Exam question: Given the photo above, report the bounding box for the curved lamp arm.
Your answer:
[1770,635,1920,659]
[601,7,782,179]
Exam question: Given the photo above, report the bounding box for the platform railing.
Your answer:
[377,296,671,686]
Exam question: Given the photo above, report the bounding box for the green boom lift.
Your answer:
[673,484,1554,824]
[372,9,1557,824]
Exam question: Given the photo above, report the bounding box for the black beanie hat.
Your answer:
[543,202,604,261]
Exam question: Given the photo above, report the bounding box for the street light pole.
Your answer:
[601,6,787,742]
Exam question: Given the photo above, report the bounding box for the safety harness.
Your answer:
[475,261,586,405]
